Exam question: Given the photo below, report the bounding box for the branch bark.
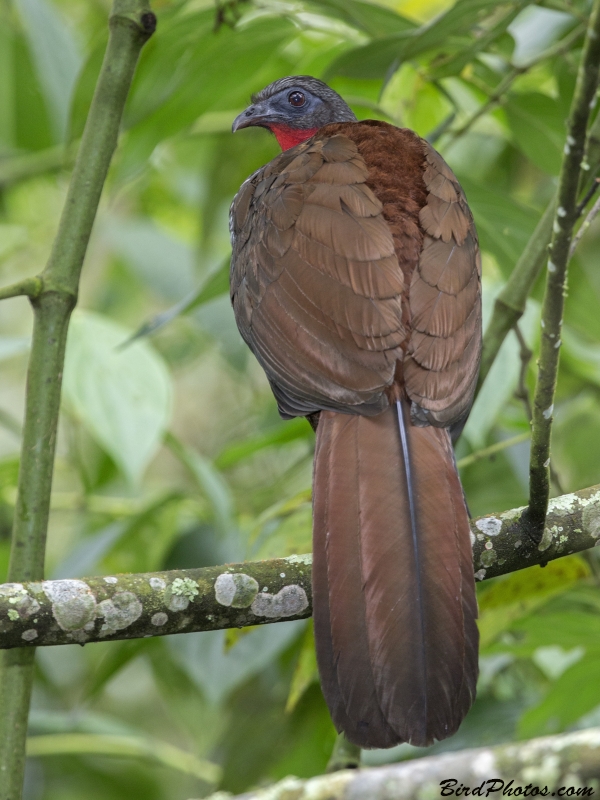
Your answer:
[200,727,600,800]
[528,0,600,533]
[0,3,156,798]
[1,484,599,650]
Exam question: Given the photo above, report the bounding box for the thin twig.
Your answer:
[528,0,600,535]
[0,277,43,302]
[479,108,600,393]
[570,193,600,257]
[446,23,585,144]
[513,323,533,422]
[456,432,530,470]
[575,176,600,217]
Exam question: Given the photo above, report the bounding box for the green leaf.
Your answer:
[165,433,240,562]
[286,620,318,713]
[26,733,221,783]
[15,0,82,142]
[62,311,173,484]
[457,177,540,277]
[127,260,229,344]
[505,92,566,175]
[168,622,306,705]
[518,653,600,738]
[478,556,590,647]
[463,282,538,448]
[326,0,511,79]
[306,0,416,38]
[216,417,313,470]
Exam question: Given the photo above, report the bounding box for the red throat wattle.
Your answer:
[269,124,319,151]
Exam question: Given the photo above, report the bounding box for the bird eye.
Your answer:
[288,91,306,108]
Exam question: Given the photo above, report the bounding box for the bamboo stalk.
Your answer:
[0,3,156,797]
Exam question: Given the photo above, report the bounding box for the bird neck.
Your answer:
[269,124,319,151]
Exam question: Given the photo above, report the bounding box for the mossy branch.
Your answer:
[0,485,599,651]
[527,0,600,534]
[0,3,156,798]
[202,727,600,800]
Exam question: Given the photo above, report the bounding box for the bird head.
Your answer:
[231,76,357,151]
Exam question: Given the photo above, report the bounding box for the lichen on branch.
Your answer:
[1,485,599,651]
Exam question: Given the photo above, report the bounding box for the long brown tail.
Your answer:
[312,402,478,749]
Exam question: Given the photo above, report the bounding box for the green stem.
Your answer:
[0,277,43,302]
[478,96,600,395]
[527,0,600,534]
[447,23,585,144]
[326,733,361,773]
[0,3,155,798]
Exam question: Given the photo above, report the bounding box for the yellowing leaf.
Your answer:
[478,555,590,647]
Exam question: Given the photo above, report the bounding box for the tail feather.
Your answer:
[312,403,478,748]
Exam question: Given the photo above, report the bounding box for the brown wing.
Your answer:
[404,143,482,429]
[230,131,407,418]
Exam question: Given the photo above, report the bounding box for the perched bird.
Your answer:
[230,76,481,749]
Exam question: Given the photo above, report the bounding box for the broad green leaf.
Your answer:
[508,6,575,67]
[553,393,600,492]
[166,433,241,562]
[561,326,600,389]
[51,521,127,579]
[62,311,173,484]
[505,92,566,175]
[478,556,590,647]
[286,620,318,713]
[306,0,416,38]
[105,218,195,302]
[518,653,600,739]
[488,612,600,657]
[15,0,82,142]
[101,492,184,574]
[326,0,513,79]
[119,15,296,174]
[127,259,230,344]
[168,621,306,705]
[463,282,538,449]
[457,177,540,277]
[216,417,313,470]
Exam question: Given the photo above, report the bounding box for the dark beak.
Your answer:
[232,102,275,133]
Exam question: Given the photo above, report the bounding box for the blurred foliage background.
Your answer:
[2,0,600,796]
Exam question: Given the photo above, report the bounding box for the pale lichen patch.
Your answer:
[251,585,308,619]
[285,553,312,566]
[43,579,96,632]
[149,577,166,591]
[168,595,189,612]
[103,577,118,585]
[543,405,554,420]
[474,569,486,581]
[21,629,37,642]
[7,609,19,621]
[151,612,168,627]
[480,549,497,568]
[476,517,502,537]
[171,578,199,601]
[215,573,259,609]
[97,592,142,637]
